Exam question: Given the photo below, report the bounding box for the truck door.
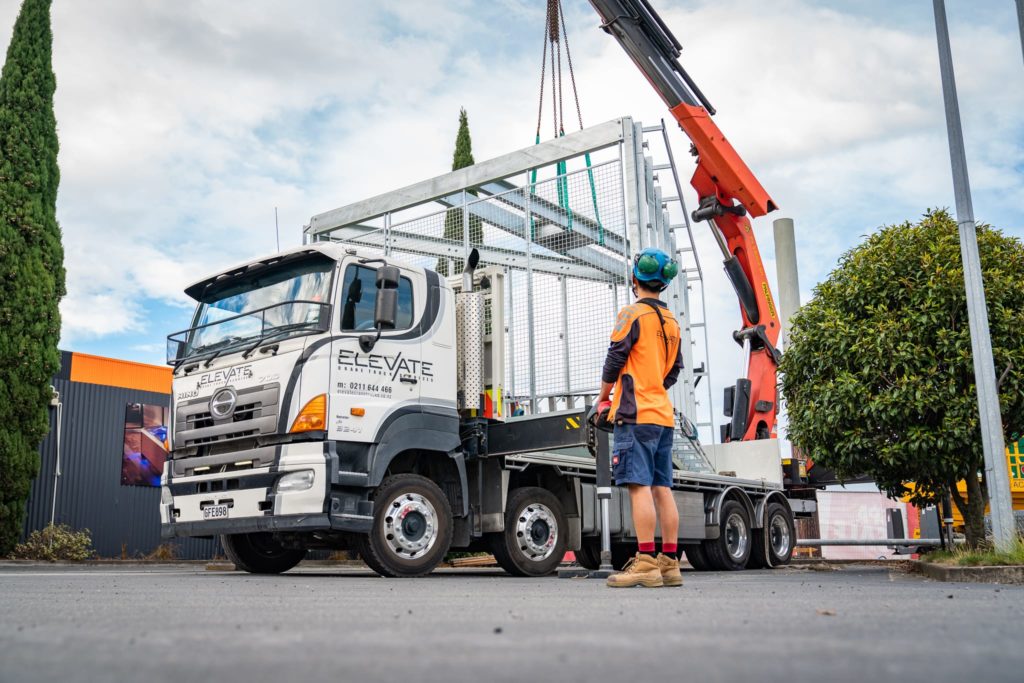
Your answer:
[329,261,426,443]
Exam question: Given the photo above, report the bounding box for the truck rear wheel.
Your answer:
[491,487,568,577]
[221,533,306,574]
[358,474,452,578]
[704,500,752,571]
[751,501,795,568]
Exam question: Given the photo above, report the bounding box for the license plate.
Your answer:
[203,504,229,520]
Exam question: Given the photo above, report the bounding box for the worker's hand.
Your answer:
[597,400,612,416]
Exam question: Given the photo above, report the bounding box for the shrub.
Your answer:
[10,524,95,561]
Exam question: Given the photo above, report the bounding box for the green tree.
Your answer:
[437,107,482,277]
[0,0,65,555]
[781,210,1024,548]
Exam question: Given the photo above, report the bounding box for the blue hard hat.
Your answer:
[632,248,679,287]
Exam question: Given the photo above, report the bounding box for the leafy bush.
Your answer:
[10,524,95,561]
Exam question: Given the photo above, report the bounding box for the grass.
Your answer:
[922,537,1024,567]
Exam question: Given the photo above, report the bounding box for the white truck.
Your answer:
[160,221,801,577]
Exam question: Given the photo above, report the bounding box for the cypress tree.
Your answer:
[0,0,65,555]
[438,108,482,276]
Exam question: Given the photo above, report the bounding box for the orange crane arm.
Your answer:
[588,0,782,441]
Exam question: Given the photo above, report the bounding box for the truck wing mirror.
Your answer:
[359,265,401,352]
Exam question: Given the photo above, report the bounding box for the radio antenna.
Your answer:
[274,207,281,252]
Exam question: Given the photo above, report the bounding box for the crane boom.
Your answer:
[588,0,782,441]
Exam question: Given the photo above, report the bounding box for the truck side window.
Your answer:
[339,265,414,331]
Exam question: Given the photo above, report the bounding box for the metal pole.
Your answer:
[772,218,801,351]
[596,431,614,573]
[523,179,538,414]
[560,276,571,408]
[1016,0,1024,66]
[933,0,1015,550]
[796,539,944,547]
[49,396,62,528]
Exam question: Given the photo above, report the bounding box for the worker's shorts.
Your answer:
[611,423,674,487]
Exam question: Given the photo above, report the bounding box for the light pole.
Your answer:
[1017,0,1024,66]
[932,0,1016,550]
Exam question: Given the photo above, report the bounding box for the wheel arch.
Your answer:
[366,410,466,516]
[708,486,756,530]
[753,490,791,529]
[507,465,580,519]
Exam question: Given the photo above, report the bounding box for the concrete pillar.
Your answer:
[772,217,801,349]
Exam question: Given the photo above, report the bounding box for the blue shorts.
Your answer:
[611,423,674,487]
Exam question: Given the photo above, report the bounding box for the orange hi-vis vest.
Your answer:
[602,298,683,427]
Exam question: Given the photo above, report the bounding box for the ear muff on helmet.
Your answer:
[632,248,678,288]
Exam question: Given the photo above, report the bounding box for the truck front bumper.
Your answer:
[161,512,371,539]
[160,441,374,539]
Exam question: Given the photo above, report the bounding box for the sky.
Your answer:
[1,0,1022,436]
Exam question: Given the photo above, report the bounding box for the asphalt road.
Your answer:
[1,562,1021,683]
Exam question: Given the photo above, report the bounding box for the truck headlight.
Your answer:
[276,469,315,492]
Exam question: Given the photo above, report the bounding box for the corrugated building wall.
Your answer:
[23,351,222,560]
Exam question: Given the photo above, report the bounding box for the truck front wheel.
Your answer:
[221,533,306,574]
[491,487,568,577]
[358,474,453,578]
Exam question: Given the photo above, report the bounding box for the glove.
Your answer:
[597,400,612,416]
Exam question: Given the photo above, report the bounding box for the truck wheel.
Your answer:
[574,541,601,570]
[704,500,752,570]
[683,543,711,571]
[358,474,452,578]
[751,501,795,567]
[221,533,306,574]
[491,487,568,577]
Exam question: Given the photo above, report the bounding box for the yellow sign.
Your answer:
[565,416,581,430]
[762,283,777,320]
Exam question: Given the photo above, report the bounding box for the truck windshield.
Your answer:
[172,256,334,363]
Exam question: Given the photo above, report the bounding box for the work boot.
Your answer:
[606,552,663,588]
[657,553,683,587]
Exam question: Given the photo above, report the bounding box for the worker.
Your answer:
[597,247,684,588]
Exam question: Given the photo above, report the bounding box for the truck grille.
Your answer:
[174,383,280,449]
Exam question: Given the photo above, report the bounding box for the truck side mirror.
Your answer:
[359,265,401,352]
[374,266,400,330]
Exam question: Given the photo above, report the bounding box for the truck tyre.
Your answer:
[751,501,795,568]
[491,487,568,577]
[683,543,712,571]
[221,533,306,574]
[358,474,453,578]
[574,541,601,570]
[704,500,752,571]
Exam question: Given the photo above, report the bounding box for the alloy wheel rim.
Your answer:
[383,492,438,560]
[515,503,558,562]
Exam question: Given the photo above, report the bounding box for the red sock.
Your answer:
[662,542,677,557]
[638,542,656,555]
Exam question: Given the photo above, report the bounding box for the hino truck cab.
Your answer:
[163,244,470,576]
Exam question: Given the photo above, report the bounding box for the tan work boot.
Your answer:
[657,553,683,587]
[606,552,663,588]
